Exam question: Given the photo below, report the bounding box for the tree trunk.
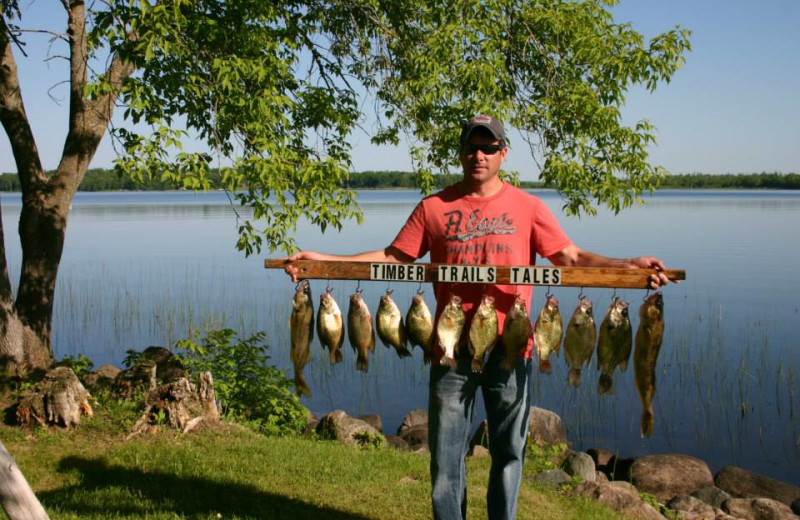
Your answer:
[0,439,50,520]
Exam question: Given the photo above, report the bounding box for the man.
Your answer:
[286,115,674,520]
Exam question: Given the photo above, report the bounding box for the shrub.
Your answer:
[175,328,308,436]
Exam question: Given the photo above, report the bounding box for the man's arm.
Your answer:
[285,246,415,282]
[547,244,674,288]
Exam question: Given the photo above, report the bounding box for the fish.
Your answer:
[317,287,345,364]
[289,280,314,397]
[406,292,435,364]
[468,295,498,372]
[347,290,375,372]
[564,297,596,386]
[532,296,563,374]
[436,294,465,368]
[376,289,412,358]
[596,297,633,395]
[634,292,665,437]
[500,295,532,372]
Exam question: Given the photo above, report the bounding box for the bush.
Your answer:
[175,328,308,436]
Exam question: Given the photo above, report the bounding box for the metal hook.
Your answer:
[356,279,362,293]
[295,279,307,292]
[417,281,424,295]
[325,281,332,293]
[578,287,586,300]
[643,287,651,302]
[545,286,553,299]
[611,288,617,301]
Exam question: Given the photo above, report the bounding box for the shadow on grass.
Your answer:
[41,455,375,520]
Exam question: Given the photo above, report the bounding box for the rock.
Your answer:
[667,495,717,517]
[141,346,185,382]
[528,406,568,446]
[792,498,800,515]
[563,451,596,482]
[527,469,572,490]
[691,486,733,510]
[81,364,121,390]
[16,367,93,428]
[605,455,636,481]
[630,454,714,504]
[722,497,797,520]
[385,435,410,451]
[399,424,429,452]
[596,471,610,484]
[398,409,428,434]
[574,481,667,520]
[471,445,490,458]
[470,420,489,453]
[359,414,383,433]
[315,410,383,448]
[715,466,800,507]
[587,447,615,469]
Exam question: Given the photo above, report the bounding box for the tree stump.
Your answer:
[15,367,92,428]
[127,371,218,439]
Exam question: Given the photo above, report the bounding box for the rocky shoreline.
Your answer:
[311,406,800,520]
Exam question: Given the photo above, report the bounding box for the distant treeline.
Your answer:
[0,169,797,192]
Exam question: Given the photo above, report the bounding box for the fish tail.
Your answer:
[538,358,552,374]
[471,357,484,373]
[423,350,434,365]
[619,360,629,372]
[598,374,613,395]
[640,408,654,438]
[567,368,582,387]
[441,354,457,368]
[356,351,369,372]
[395,345,413,358]
[294,373,312,398]
[500,355,515,373]
[331,349,343,365]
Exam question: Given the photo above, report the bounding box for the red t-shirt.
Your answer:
[391,183,572,360]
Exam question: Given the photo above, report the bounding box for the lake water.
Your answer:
[1,189,798,484]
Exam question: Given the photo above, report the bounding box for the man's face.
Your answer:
[459,130,507,184]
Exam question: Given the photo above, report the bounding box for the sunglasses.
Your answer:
[461,143,504,156]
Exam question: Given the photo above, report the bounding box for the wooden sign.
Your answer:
[264,259,685,289]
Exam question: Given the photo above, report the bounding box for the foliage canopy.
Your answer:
[3,0,690,255]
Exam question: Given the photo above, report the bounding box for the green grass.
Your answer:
[0,395,625,520]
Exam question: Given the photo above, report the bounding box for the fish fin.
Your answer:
[356,352,369,372]
[618,360,629,372]
[500,356,515,373]
[538,358,552,374]
[567,368,582,387]
[423,351,434,365]
[294,373,312,398]
[331,349,343,365]
[640,409,654,437]
[598,374,613,395]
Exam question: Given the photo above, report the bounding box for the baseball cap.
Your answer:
[460,115,507,146]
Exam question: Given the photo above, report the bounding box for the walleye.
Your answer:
[348,290,376,372]
[634,292,665,437]
[406,292,435,364]
[500,295,532,372]
[596,297,632,395]
[289,280,314,397]
[564,297,596,386]
[376,289,411,358]
[468,295,498,372]
[436,294,465,367]
[533,296,563,374]
[317,287,345,364]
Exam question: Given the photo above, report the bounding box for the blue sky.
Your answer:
[1,0,798,180]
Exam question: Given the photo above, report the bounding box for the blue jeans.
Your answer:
[429,349,532,520]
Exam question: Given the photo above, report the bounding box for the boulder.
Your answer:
[605,455,636,481]
[359,414,383,433]
[691,486,733,510]
[723,497,798,520]
[385,435,410,451]
[792,498,800,515]
[527,469,572,490]
[81,364,121,390]
[528,406,567,446]
[399,424,429,452]
[563,451,596,482]
[667,495,717,517]
[315,410,383,447]
[573,481,667,520]
[587,447,615,469]
[715,466,800,507]
[630,454,714,504]
[398,409,428,434]
[471,445,490,459]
